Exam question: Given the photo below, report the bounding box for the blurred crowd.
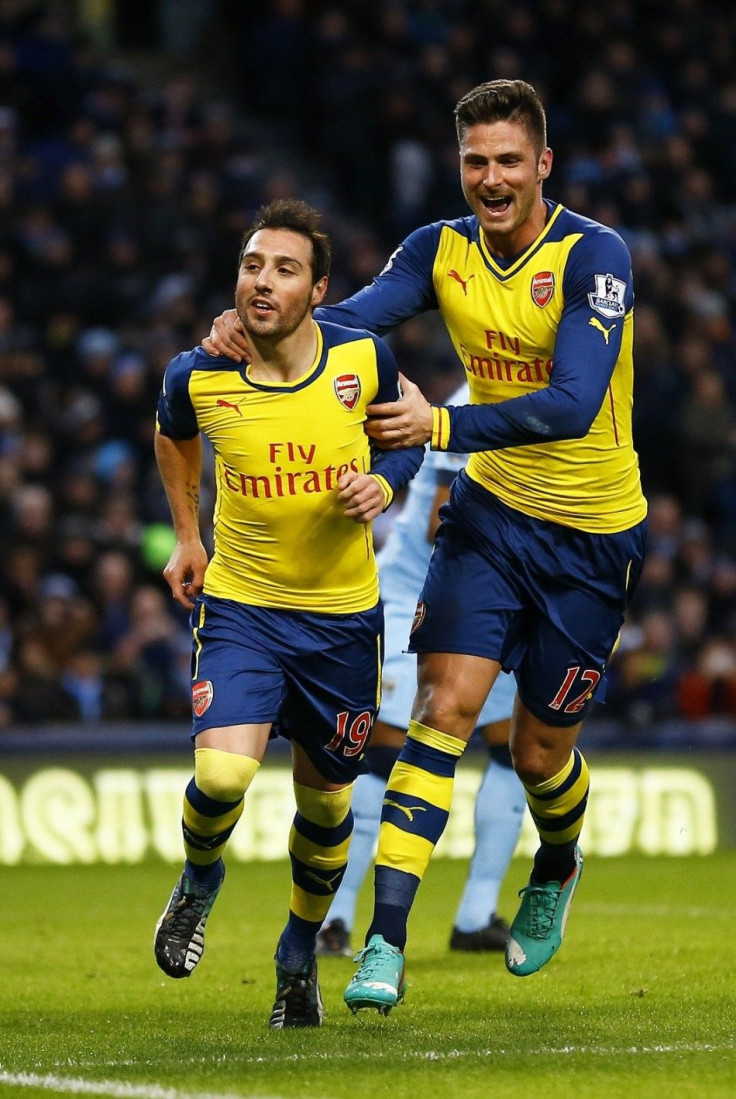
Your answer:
[1,0,736,728]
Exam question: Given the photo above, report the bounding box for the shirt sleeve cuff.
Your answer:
[370,474,394,511]
[431,405,451,451]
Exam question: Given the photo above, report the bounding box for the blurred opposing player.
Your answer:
[316,383,525,959]
[206,80,647,1017]
[152,199,422,1028]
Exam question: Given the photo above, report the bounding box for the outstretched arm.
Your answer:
[203,224,441,358]
[367,231,633,453]
[154,432,208,609]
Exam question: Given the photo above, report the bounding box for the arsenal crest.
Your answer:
[531,271,555,308]
[192,680,214,718]
[334,374,361,411]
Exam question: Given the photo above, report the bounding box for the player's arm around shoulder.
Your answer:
[315,222,442,336]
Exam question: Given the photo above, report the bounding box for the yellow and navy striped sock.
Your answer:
[278,783,353,971]
[182,748,260,887]
[366,720,466,950]
[524,747,590,884]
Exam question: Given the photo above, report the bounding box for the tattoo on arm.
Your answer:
[185,483,200,518]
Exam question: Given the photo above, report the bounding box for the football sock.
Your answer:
[182,748,260,883]
[322,768,392,930]
[453,743,526,933]
[277,782,353,971]
[366,720,466,951]
[523,747,589,884]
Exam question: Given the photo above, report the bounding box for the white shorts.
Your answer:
[378,594,517,731]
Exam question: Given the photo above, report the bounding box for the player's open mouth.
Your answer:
[481,196,511,215]
[251,299,275,314]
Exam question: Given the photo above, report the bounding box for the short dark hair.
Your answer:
[238,198,331,282]
[454,79,547,157]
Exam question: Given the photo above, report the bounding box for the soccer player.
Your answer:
[153,198,422,1029]
[316,382,525,959]
[206,80,647,1016]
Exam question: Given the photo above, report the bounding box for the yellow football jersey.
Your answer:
[321,202,647,534]
[156,321,422,612]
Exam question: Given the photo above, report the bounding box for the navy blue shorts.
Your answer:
[189,594,384,783]
[409,472,647,727]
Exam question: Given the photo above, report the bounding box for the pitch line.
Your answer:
[77,1041,736,1066]
[0,1071,283,1099]
[257,1040,733,1060]
[42,1039,736,1076]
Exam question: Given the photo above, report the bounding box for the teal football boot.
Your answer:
[505,847,583,977]
[344,934,406,1015]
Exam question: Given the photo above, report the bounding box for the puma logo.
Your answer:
[448,269,475,295]
[384,798,427,823]
[216,398,242,415]
[588,317,617,344]
[304,870,343,892]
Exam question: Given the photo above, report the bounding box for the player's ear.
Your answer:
[311,276,328,308]
[538,147,553,182]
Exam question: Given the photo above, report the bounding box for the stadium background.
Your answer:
[1,0,736,862]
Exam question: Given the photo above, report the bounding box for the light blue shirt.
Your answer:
[377,383,469,604]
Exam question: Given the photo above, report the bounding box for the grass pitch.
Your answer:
[0,854,734,1099]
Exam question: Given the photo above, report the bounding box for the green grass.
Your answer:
[1,854,735,1098]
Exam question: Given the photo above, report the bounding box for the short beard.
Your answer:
[237,292,314,343]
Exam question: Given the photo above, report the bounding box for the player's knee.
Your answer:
[511,744,570,788]
[294,782,353,828]
[194,747,259,802]
[412,683,478,738]
[510,708,578,785]
[511,741,548,786]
